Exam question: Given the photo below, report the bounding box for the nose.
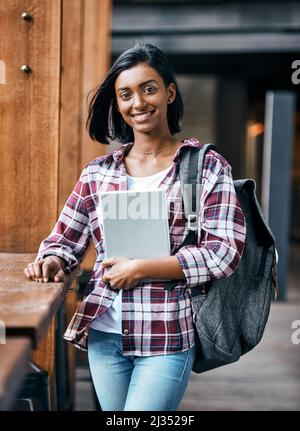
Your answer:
[132,92,147,110]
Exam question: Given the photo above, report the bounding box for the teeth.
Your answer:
[134,111,152,118]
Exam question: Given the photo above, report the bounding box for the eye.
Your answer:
[144,86,156,94]
[120,91,131,100]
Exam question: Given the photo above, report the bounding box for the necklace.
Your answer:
[143,149,163,155]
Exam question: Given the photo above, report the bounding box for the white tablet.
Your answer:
[98,189,171,260]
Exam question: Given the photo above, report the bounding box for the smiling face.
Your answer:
[114,62,176,138]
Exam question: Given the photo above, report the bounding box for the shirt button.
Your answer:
[123,329,129,335]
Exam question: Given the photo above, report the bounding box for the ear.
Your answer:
[167,83,176,104]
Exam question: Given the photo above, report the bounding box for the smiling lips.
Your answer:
[131,110,155,122]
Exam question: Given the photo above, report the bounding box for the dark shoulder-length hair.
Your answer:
[86,41,184,144]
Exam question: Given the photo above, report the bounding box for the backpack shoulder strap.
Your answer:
[179,143,217,231]
[164,143,217,291]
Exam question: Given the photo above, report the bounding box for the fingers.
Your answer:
[41,257,61,283]
[24,263,34,279]
[53,269,65,282]
[102,273,110,283]
[24,261,42,281]
[102,258,115,268]
[24,267,32,279]
[33,259,44,282]
[24,257,65,283]
[102,270,114,287]
[42,261,50,283]
[102,257,129,267]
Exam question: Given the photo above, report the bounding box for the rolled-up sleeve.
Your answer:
[37,167,91,274]
[175,157,246,288]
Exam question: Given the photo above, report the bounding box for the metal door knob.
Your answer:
[21,65,32,73]
[21,12,33,21]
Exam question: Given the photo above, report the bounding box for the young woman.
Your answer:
[24,42,246,411]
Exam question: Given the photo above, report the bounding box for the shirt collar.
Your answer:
[111,137,203,164]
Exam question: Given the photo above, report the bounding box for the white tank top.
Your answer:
[89,165,172,334]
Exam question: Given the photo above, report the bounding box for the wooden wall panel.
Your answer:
[59,0,112,270]
[0,0,62,252]
[59,0,112,214]
[80,0,112,270]
[59,0,112,271]
[59,0,83,211]
[80,0,112,169]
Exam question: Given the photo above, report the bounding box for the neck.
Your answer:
[131,134,178,156]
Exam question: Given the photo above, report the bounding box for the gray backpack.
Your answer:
[166,143,279,373]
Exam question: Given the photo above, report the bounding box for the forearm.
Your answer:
[135,256,186,281]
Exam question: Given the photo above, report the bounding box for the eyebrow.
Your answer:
[116,79,158,92]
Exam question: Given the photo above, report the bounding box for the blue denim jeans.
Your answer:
[87,328,196,411]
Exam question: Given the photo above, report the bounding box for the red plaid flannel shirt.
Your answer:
[37,137,246,355]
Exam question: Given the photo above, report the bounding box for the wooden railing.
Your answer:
[0,253,78,410]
